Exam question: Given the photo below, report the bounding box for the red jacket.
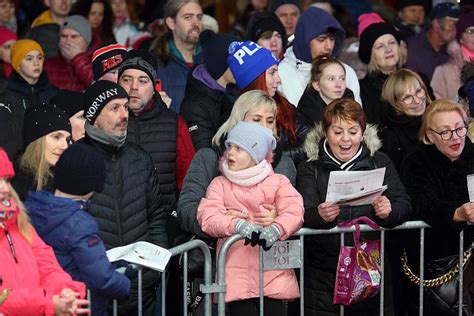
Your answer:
[43,51,93,91]
[0,225,86,315]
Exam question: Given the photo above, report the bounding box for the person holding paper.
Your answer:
[197,121,304,315]
[400,99,474,315]
[25,142,130,316]
[296,98,411,315]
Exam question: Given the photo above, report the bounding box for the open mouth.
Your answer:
[449,143,461,151]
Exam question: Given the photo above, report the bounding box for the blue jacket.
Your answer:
[25,191,130,314]
[156,44,202,113]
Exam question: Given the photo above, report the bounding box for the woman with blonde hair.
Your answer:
[178,89,296,239]
[0,147,89,315]
[12,103,71,200]
[380,68,432,171]
[400,99,474,315]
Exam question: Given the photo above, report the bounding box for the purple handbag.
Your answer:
[333,216,382,305]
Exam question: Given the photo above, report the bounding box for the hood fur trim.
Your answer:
[303,123,381,161]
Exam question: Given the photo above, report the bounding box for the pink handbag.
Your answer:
[333,216,382,305]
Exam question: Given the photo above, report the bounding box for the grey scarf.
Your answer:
[85,121,126,148]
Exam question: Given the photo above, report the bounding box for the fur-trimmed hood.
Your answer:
[303,123,381,161]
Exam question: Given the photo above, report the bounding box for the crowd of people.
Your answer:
[0,0,473,315]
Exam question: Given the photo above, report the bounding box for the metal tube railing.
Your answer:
[216,220,434,316]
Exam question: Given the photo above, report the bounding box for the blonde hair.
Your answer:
[367,42,404,75]
[10,183,33,243]
[382,68,432,114]
[212,90,277,146]
[19,136,52,191]
[419,100,469,144]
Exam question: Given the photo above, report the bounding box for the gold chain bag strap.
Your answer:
[401,248,472,287]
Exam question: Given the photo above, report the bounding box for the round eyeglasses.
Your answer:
[400,88,426,105]
[430,126,467,140]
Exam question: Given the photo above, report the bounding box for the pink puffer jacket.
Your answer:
[197,172,304,302]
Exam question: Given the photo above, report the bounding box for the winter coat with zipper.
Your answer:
[1,71,58,161]
[78,135,168,314]
[43,51,93,91]
[177,141,297,238]
[197,162,304,302]
[296,124,412,316]
[180,64,239,151]
[126,92,195,246]
[0,79,24,161]
[25,190,131,316]
[0,218,85,315]
[379,104,422,172]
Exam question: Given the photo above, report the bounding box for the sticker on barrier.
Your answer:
[263,240,302,270]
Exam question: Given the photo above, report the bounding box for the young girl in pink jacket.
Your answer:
[197,121,304,315]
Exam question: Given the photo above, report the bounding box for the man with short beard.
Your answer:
[150,0,203,113]
[80,80,168,314]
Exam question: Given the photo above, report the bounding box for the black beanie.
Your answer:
[358,22,401,64]
[246,11,288,50]
[200,30,239,80]
[23,104,72,149]
[118,49,158,83]
[54,142,106,196]
[83,80,129,125]
[50,90,84,118]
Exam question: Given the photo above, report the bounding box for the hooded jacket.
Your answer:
[0,206,85,315]
[197,162,304,302]
[25,191,130,315]
[296,124,411,315]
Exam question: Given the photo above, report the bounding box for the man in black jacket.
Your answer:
[81,80,168,315]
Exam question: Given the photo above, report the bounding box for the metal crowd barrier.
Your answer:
[91,220,470,316]
[214,220,469,316]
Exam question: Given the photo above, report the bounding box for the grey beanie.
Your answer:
[225,121,276,163]
[60,15,92,45]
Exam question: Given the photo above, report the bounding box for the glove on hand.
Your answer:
[235,219,262,247]
[258,224,281,251]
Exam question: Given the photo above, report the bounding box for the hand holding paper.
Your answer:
[372,195,392,219]
[318,202,341,223]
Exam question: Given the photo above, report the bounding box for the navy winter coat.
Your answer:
[25,190,130,315]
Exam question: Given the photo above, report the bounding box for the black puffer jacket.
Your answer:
[180,65,238,151]
[296,124,412,316]
[379,104,422,172]
[0,79,24,161]
[7,71,58,109]
[80,136,168,314]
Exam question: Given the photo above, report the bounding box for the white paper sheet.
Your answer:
[326,167,386,206]
[106,241,171,272]
[467,174,474,202]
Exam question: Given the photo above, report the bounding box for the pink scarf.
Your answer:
[221,159,272,186]
[461,44,474,62]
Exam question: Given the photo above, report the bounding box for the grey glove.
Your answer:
[258,224,281,251]
[235,219,262,247]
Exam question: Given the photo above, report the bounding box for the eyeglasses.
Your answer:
[400,88,426,105]
[465,28,474,35]
[430,126,467,140]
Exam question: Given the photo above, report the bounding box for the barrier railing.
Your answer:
[214,220,469,316]
[93,220,470,316]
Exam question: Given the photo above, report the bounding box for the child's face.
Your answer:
[19,50,44,83]
[226,144,257,171]
[312,63,346,104]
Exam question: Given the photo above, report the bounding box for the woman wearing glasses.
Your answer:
[379,68,431,171]
[400,99,474,315]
